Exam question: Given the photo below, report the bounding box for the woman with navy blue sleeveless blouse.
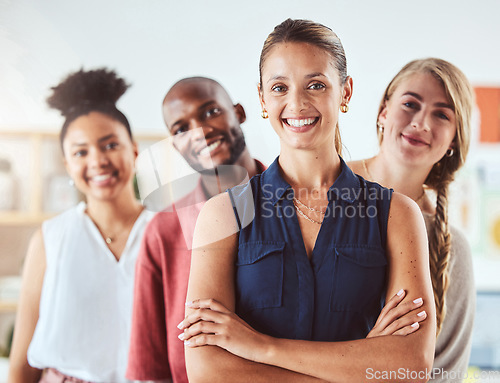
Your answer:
[181,19,436,383]
[229,156,392,342]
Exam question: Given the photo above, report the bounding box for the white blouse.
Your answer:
[28,202,153,382]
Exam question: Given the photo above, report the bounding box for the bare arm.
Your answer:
[184,193,327,383]
[184,192,436,383]
[8,229,45,383]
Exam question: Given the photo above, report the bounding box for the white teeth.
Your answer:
[286,118,316,127]
[92,174,112,182]
[199,140,222,156]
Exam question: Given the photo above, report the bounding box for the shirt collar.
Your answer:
[261,156,360,206]
[328,156,360,203]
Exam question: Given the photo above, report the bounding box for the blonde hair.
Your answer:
[377,58,474,335]
[259,19,348,155]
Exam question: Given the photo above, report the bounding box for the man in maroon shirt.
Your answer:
[126,77,265,383]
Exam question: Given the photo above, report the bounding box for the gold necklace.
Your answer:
[292,197,324,225]
[88,207,143,245]
[362,159,426,204]
[293,197,326,214]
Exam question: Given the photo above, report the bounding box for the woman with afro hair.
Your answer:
[8,68,154,383]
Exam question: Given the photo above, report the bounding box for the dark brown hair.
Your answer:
[47,68,132,152]
[259,19,348,154]
[259,19,348,87]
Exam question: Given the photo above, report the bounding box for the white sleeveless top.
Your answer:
[28,202,153,382]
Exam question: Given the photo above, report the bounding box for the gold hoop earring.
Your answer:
[261,109,268,119]
[340,104,349,113]
[446,148,454,157]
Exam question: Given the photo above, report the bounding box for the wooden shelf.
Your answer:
[0,211,56,226]
[0,301,17,313]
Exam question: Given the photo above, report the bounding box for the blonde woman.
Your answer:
[349,58,475,382]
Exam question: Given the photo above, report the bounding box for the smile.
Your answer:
[88,172,116,184]
[284,118,318,128]
[199,139,223,157]
[91,174,112,182]
[402,134,429,146]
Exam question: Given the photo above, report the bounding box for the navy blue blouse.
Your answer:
[227,156,393,341]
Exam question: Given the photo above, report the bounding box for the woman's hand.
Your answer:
[366,289,427,338]
[178,298,270,363]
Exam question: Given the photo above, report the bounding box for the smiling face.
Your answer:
[62,111,138,203]
[259,42,352,152]
[163,79,247,173]
[379,72,457,168]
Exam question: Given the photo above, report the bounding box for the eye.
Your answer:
[307,82,325,90]
[104,142,119,150]
[271,84,287,93]
[403,102,417,109]
[204,107,222,118]
[436,111,450,121]
[173,125,188,135]
[74,149,87,157]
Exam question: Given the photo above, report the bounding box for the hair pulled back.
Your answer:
[47,68,132,151]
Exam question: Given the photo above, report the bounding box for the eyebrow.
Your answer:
[71,134,117,147]
[170,100,217,129]
[305,72,327,79]
[267,73,327,84]
[403,92,454,110]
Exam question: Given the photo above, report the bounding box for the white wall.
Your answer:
[2,0,500,288]
[2,0,500,164]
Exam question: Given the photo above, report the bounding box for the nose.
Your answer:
[288,87,308,113]
[411,110,430,132]
[189,121,214,141]
[89,148,110,168]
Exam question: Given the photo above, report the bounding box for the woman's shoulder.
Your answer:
[449,224,472,259]
[343,158,392,199]
[346,159,364,175]
[387,192,426,236]
[193,192,241,249]
[42,202,85,231]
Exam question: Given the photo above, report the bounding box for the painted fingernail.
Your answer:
[184,340,191,346]
[417,310,426,317]
[178,332,185,340]
[397,289,404,297]
[411,322,419,328]
[185,301,194,307]
[177,321,184,329]
[413,298,423,304]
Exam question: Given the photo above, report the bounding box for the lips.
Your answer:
[283,117,319,132]
[402,133,429,146]
[197,137,225,157]
[91,174,112,182]
[284,118,318,127]
[88,172,117,186]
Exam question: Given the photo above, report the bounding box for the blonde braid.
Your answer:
[427,171,452,336]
